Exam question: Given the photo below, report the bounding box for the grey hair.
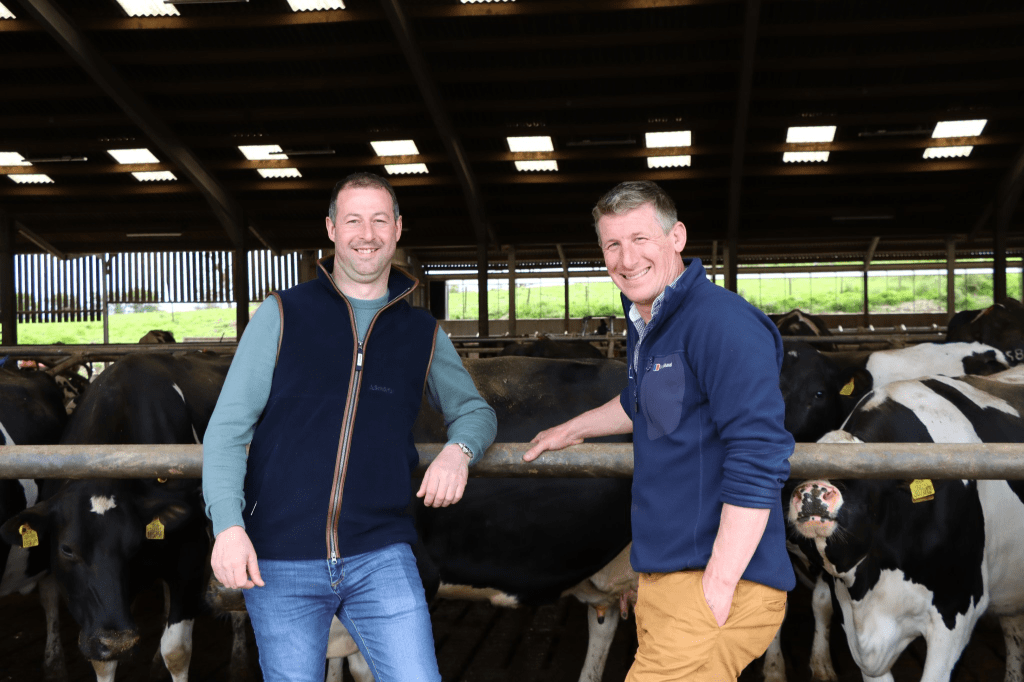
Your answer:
[328,172,400,223]
[592,180,678,242]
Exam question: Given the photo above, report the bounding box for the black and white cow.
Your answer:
[0,352,231,682]
[774,309,837,351]
[0,368,69,682]
[946,299,1024,364]
[788,367,1024,682]
[780,340,1010,443]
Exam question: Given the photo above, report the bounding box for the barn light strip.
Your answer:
[461,0,515,3]
[258,168,303,178]
[514,160,559,172]
[385,163,429,175]
[507,136,553,153]
[0,151,31,166]
[107,148,160,164]
[238,144,287,160]
[371,140,420,156]
[786,126,836,143]
[115,0,179,17]
[286,0,344,10]
[932,119,987,138]
[132,171,177,182]
[9,174,54,184]
[783,151,830,163]
[645,131,691,148]
[647,155,691,169]
[0,3,15,19]
[923,146,973,159]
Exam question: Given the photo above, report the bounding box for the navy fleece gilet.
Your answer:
[243,261,437,560]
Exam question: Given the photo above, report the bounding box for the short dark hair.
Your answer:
[328,172,400,222]
[592,180,678,242]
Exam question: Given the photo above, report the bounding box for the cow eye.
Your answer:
[59,544,74,559]
[814,391,825,399]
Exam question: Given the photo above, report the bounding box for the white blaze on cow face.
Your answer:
[90,495,117,515]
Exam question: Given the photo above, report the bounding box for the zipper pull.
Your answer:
[356,344,364,371]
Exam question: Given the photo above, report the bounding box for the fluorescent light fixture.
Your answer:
[461,0,514,3]
[384,163,429,175]
[9,174,54,184]
[108,148,159,164]
[370,140,420,157]
[514,160,559,172]
[258,168,303,179]
[127,232,182,238]
[932,119,987,138]
[0,3,15,19]
[645,131,691,148]
[786,126,836,143]
[923,146,973,159]
[647,155,691,169]
[238,144,287,160]
[23,155,88,163]
[0,152,31,166]
[132,171,177,182]
[782,151,830,163]
[286,0,344,10]
[115,0,179,17]
[507,136,553,153]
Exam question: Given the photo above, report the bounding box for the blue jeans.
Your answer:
[243,543,441,682]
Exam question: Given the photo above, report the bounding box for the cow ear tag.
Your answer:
[910,479,935,503]
[19,524,39,548]
[839,378,855,396]
[146,518,165,540]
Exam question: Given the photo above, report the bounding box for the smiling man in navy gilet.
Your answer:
[525,180,794,681]
[202,172,497,682]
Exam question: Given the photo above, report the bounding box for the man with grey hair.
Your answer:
[526,180,794,681]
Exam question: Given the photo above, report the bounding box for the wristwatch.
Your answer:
[455,443,473,459]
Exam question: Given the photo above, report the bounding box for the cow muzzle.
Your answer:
[789,480,843,539]
[79,629,140,660]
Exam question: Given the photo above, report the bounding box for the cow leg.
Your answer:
[38,574,68,682]
[761,615,787,682]
[90,660,117,682]
[577,603,620,682]
[347,652,374,682]
[160,619,195,682]
[809,575,837,681]
[999,614,1024,682]
[229,611,254,682]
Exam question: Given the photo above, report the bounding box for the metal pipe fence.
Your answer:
[0,443,1022,480]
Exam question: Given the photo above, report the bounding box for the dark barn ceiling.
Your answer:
[0,0,1023,272]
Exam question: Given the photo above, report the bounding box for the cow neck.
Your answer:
[315,256,419,562]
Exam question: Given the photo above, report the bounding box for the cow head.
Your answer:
[780,342,870,442]
[0,479,197,662]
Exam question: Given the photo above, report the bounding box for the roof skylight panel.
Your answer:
[507,136,553,153]
[384,163,429,175]
[645,131,691,148]
[514,160,558,172]
[370,140,420,156]
[923,146,974,159]
[0,3,15,19]
[932,120,987,138]
[783,151,830,163]
[9,174,54,184]
[258,168,303,179]
[114,0,180,17]
[0,152,31,166]
[286,0,344,10]
[107,148,160,164]
[132,171,177,182]
[238,145,287,160]
[786,126,836,143]
[647,156,691,169]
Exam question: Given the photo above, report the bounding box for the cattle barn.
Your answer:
[1,1,1023,681]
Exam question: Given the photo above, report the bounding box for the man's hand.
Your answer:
[701,571,737,627]
[522,422,583,462]
[211,525,265,590]
[417,444,469,507]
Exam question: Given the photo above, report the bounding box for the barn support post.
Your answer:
[557,244,569,333]
[863,237,879,328]
[477,243,489,337]
[710,240,718,286]
[233,239,249,339]
[298,250,317,284]
[507,248,517,338]
[947,239,957,319]
[994,221,1008,302]
[0,211,15,346]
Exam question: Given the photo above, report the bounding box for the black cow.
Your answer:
[0,368,69,681]
[499,335,605,359]
[0,352,231,682]
[780,340,1009,443]
[139,330,177,344]
[787,367,1024,682]
[773,309,836,351]
[946,299,1024,364]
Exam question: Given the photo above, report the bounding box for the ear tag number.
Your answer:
[839,378,855,396]
[910,479,935,503]
[146,518,165,540]
[19,524,39,548]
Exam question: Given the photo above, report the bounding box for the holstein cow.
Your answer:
[0,368,69,682]
[0,352,231,682]
[788,367,1024,682]
[780,340,1010,443]
[946,299,1024,363]
[773,309,837,351]
[139,329,177,344]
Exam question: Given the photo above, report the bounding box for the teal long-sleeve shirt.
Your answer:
[202,294,498,537]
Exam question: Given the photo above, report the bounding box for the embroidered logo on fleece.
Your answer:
[369,384,394,394]
[653,362,673,372]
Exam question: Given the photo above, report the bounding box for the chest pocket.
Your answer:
[640,353,686,440]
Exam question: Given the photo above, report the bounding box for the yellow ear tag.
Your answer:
[840,378,855,396]
[19,524,39,549]
[146,518,165,540]
[910,479,935,503]
[156,478,167,484]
